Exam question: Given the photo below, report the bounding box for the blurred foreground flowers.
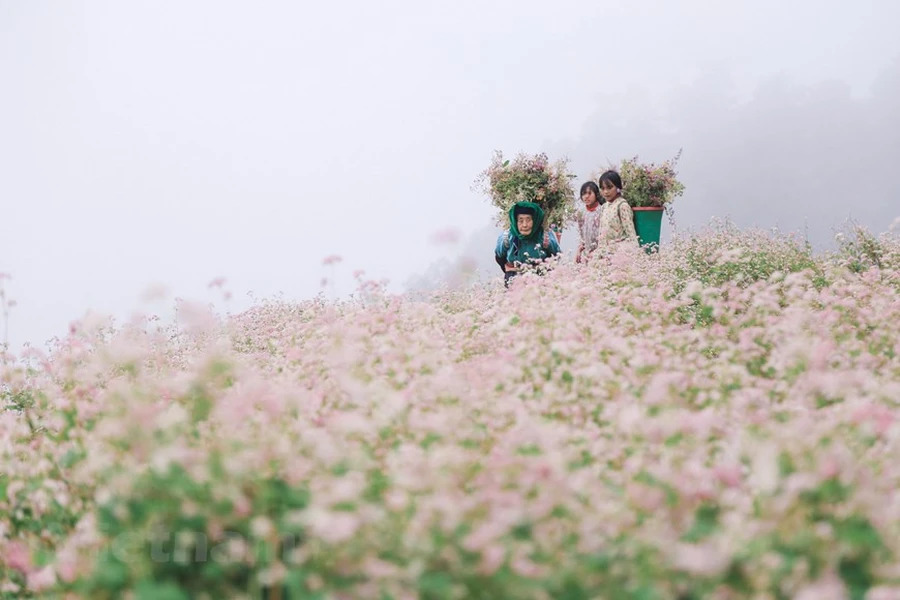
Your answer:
[2,222,900,599]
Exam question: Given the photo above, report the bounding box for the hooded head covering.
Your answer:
[508,201,545,243]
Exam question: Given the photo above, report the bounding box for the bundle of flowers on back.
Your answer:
[598,149,685,209]
[474,150,577,232]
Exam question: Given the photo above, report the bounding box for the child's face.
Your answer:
[516,214,534,236]
[582,188,598,206]
[600,180,619,202]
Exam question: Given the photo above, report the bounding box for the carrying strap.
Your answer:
[617,201,629,226]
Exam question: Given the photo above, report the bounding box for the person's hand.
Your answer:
[575,243,584,264]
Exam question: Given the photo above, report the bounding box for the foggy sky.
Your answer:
[2,0,899,348]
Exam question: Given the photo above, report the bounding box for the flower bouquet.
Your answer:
[474,151,577,236]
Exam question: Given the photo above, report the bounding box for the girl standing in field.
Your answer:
[575,181,604,263]
[597,170,638,245]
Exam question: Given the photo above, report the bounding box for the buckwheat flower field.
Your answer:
[2,224,900,599]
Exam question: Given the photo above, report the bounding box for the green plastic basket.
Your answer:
[633,207,664,253]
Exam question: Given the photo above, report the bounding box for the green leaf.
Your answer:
[832,516,882,552]
[664,432,684,447]
[838,557,874,600]
[60,448,85,468]
[92,549,129,590]
[421,432,442,449]
[419,571,455,599]
[516,444,542,456]
[512,522,533,540]
[135,579,191,600]
[682,504,720,542]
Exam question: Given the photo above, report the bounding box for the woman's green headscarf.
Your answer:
[508,201,545,244]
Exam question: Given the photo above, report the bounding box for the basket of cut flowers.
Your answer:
[474,151,577,240]
[610,150,685,251]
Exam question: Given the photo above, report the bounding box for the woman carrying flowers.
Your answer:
[495,201,560,286]
[575,181,605,263]
[597,170,638,245]
[475,150,577,246]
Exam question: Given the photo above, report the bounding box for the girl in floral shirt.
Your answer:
[575,181,605,263]
[598,170,638,245]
